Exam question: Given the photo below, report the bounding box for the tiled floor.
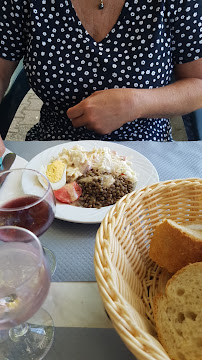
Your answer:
[5,89,188,141]
[6,90,43,141]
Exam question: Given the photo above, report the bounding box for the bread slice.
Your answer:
[149,219,202,273]
[153,262,202,360]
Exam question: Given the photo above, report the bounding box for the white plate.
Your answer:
[25,141,159,224]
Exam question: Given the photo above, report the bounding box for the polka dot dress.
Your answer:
[0,0,201,141]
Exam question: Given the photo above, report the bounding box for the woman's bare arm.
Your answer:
[135,57,202,119]
[67,58,202,134]
[0,58,19,103]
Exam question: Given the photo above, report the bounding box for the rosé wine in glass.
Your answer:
[0,226,54,360]
[0,241,50,330]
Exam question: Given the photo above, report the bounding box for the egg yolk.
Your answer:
[46,160,66,183]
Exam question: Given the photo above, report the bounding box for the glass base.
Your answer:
[43,246,57,276]
[0,308,54,360]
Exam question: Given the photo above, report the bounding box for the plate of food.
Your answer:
[25,140,159,223]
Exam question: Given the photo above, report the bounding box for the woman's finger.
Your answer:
[67,103,84,119]
[71,115,87,128]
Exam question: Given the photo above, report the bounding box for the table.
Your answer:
[4,140,202,360]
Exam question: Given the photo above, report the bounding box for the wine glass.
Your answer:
[0,225,54,360]
[0,168,56,275]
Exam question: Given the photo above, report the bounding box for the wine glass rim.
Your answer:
[0,225,44,287]
[0,167,52,211]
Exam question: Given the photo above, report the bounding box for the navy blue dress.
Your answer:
[0,0,201,141]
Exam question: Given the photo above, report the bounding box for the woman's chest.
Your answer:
[70,0,126,42]
[24,0,174,104]
[25,0,173,61]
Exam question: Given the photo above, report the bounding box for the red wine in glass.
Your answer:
[0,195,55,237]
[0,168,56,274]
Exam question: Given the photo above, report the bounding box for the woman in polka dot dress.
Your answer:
[0,0,201,141]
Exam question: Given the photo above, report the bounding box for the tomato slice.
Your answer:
[54,181,82,204]
[54,186,71,204]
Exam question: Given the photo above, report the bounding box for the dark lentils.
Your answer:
[77,170,135,208]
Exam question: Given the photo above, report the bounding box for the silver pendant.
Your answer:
[99,0,104,9]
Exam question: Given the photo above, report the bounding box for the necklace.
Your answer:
[98,0,104,9]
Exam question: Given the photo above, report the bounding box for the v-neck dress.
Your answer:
[0,0,201,141]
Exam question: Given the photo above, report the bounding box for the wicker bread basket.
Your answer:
[94,178,202,360]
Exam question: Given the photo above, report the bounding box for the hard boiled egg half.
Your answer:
[38,160,67,190]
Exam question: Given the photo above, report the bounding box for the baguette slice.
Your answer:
[153,262,202,360]
[149,219,202,273]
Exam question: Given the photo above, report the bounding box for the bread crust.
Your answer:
[149,219,202,273]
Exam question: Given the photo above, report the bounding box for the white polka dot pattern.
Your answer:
[0,0,201,141]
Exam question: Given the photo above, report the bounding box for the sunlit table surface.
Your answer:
[4,140,202,360]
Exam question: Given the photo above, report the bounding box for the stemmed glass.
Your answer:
[0,168,56,274]
[0,225,54,360]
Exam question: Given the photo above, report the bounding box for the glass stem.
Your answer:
[9,323,29,342]
[0,329,9,343]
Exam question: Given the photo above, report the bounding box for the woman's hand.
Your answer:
[0,136,5,156]
[67,88,138,135]
[0,135,6,167]
[67,58,202,134]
